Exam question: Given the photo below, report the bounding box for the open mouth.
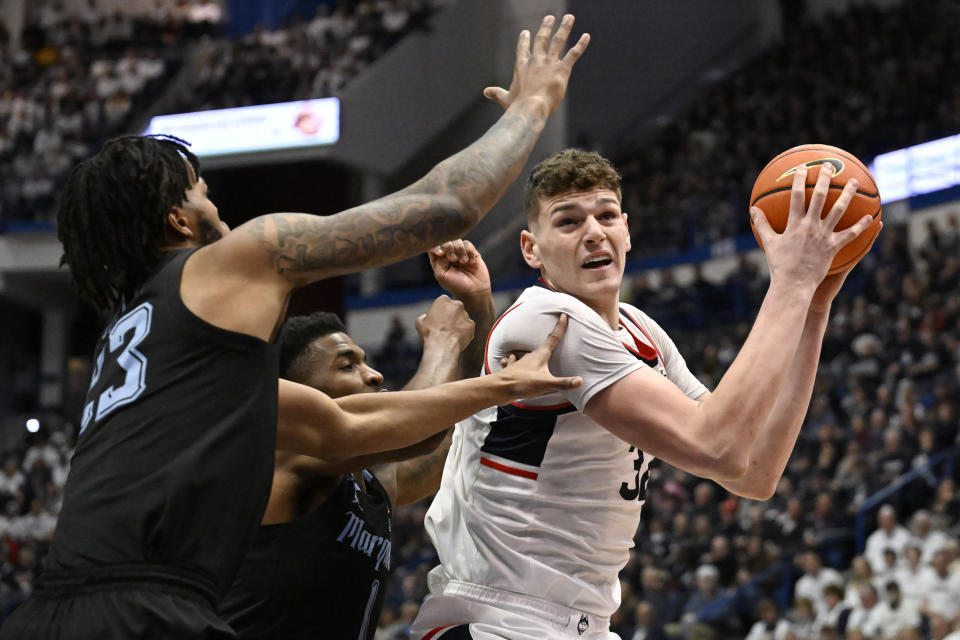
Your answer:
[582,257,612,269]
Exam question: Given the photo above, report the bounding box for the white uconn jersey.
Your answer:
[425,283,707,617]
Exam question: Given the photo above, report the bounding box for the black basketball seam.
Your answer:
[760,146,880,193]
[751,184,880,206]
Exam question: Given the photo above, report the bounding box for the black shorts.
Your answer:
[0,566,235,640]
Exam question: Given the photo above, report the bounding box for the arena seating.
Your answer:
[3,1,960,638]
[0,0,444,228]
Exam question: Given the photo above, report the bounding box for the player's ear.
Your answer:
[623,212,631,252]
[520,229,542,269]
[165,207,195,242]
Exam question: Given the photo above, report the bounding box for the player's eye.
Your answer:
[339,363,354,371]
[556,218,576,227]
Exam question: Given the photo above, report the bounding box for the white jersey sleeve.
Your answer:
[487,289,645,411]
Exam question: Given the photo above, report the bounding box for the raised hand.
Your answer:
[483,14,590,116]
[429,239,492,301]
[751,163,876,293]
[415,295,475,353]
[491,314,582,397]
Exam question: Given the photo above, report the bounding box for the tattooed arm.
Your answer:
[209,16,587,280]
[181,16,586,342]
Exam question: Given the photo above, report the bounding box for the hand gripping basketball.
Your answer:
[750,144,883,276]
[750,161,877,290]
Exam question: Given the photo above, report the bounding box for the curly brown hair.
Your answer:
[522,149,622,227]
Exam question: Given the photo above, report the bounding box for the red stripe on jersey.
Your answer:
[510,400,574,410]
[480,457,539,480]
[423,625,456,640]
[483,302,525,375]
[619,309,664,363]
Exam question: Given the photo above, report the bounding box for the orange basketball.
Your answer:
[749,144,882,275]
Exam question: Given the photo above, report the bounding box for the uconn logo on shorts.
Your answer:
[336,512,391,570]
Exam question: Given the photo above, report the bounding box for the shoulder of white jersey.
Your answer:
[483,284,607,376]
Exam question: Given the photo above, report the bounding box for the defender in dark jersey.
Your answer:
[222,240,493,640]
[0,16,589,639]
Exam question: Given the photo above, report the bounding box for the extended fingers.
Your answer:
[533,15,555,57]
[787,164,807,226]
[515,29,530,67]
[834,214,876,247]
[823,177,860,231]
[563,32,590,65]
[806,162,834,221]
[547,14,574,58]
[750,206,776,244]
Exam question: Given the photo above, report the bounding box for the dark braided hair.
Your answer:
[278,312,348,380]
[57,135,201,311]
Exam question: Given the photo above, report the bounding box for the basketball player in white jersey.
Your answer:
[410,149,877,640]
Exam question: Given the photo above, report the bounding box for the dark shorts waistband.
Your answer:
[35,564,219,608]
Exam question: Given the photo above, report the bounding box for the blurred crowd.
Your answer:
[177,0,446,112]
[0,0,221,226]
[3,1,960,639]
[0,0,445,227]
[615,1,960,264]
[0,414,74,621]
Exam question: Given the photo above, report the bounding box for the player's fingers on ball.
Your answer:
[533,15,555,57]
[834,215,874,249]
[548,14,574,58]
[563,32,590,65]
[750,206,776,240]
[787,164,807,225]
[824,179,860,230]
[806,162,834,221]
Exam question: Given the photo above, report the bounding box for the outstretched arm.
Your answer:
[277,315,579,458]
[717,272,850,499]
[585,164,874,486]
[209,16,588,286]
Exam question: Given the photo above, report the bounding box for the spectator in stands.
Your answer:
[816,584,851,638]
[865,505,913,572]
[872,581,920,640]
[628,600,665,640]
[913,509,951,564]
[919,548,960,623]
[789,597,817,640]
[795,550,844,616]
[846,556,876,609]
[932,479,960,525]
[847,582,884,639]
[744,598,790,640]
